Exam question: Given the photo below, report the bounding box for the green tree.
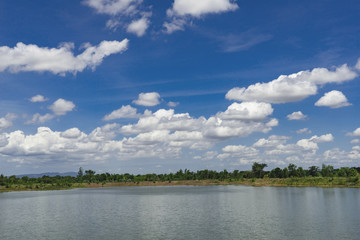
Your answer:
[321,164,334,177]
[269,167,283,178]
[349,168,358,177]
[297,167,306,177]
[77,167,84,178]
[308,166,320,177]
[252,162,268,178]
[84,169,96,182]
[288,164,298,177]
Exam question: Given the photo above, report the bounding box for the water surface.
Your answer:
[1,185,359,240]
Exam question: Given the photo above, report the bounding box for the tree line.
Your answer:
[1,163,359,188]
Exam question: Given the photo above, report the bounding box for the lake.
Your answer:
[0,185,359,240]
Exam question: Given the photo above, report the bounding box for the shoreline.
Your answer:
[1,178,360,193]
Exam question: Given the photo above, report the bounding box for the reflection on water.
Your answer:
[0,186,359,240]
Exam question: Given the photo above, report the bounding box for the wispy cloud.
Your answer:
[217,31,272,52]
[83,0,151,36]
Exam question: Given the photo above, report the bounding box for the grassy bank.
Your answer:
[1,176,360,192]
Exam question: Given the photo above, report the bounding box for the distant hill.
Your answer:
[15,172,77,178]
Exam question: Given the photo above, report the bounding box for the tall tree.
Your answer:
[252,162,268,178]
[77,167,84,178]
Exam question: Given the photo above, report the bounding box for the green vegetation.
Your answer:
[1,163,360,192]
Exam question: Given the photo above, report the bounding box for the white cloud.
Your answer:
[167,0,238,17]
[216,132,357,167]
[0,40,129,75]
[133,92,161,106]
[127,17,150,37]
[253,135,290,148]
[0,114,17,130]
[350,139,359,144]
[164,0,238,33]
[287,111,307,120]
[163,18,187,34]
[105,19,121,31]
[89,123,119,142]
[217,31,272,53]
[218,102,273,121]
[167,101,179,107]
[103,105,140,121]
[222,145,258,155]
[226,64,357,103]
[356,58,360,70]
[315,90,351,108]
[0,99,279,166]
[29,95,48,103]
[353,146,360,151]
[296,134,334,150]
[312,134,334,143]
[218,144,260,164]
[121,102,277,145]
[84,0,151,35]
[266,118,279,127]
[26,113,54,124]
[83,0,142,15]
[296,128,312,134]
[26,99,75,125]
[323,148,360,164]
[194,151,218,161]
[49,99,75,116]
[61,128,83,139]
[120,109,204,135]
[347,128,360,137]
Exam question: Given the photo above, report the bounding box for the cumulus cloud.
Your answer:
[0,108,345,169]
[60,128,83,139]
[248,134,334,159]
[350,139,359,144]
[347,128,360,137]
[287,111,307,120]
[218,102,273,121]
[0,114,17,131]
[296,134,334,150]
[49,99,76,116]
[127,17,150,37]
[315,90,351,108]
[133,92,161,106]
[167,0,238,17]
[0,40,129,75]
[323,148,360,164]
[103,105,140,121]
[217,144,259,165]
[226,64,357,103]
[120,102,276,144]
[26,99,75,124]
[29,95,48,103]
[215,132,356,167]
[164,0,238,33]
[312,134,334,143]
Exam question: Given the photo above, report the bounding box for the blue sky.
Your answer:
[0,0,360,175]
